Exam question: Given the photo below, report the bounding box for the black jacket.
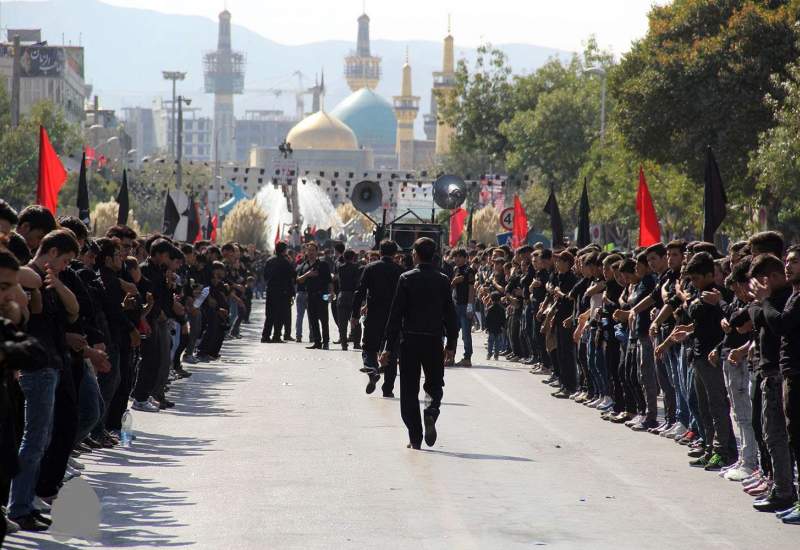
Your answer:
[384,263,458,351]
[353,257,404,352]
[263,255,297,297]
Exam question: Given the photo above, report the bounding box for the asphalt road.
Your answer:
[6,312,798,549]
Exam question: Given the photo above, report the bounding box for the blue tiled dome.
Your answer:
[330,88,397,150]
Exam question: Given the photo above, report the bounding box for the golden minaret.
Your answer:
[434,19,456,156]
[344,11,381,91]
[393,49,420,170]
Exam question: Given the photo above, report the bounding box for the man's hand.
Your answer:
[708,349,720,366]
[43,264,65,290]
[444,348,455,365]
[119,279,138,295]
[750,277,770,302]
[65,332,88,352]
[85,347,111,373]
[123,293,138,310]
[379,351,391,367]
[649,322,660,339]
[728,346,748,365]
[613,309,630,322]
[701,289,722,305]
[130,329,141,348]
[721,318,731,334]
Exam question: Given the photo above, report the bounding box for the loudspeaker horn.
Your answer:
[351,180,382,214]
[433,174,467,210]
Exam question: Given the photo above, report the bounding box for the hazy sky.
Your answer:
[100,0,663,54]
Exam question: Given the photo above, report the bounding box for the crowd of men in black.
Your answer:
[0,199,259,539]
[262,229,800,523]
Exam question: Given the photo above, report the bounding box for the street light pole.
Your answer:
[162,70,187,158]
[584,66,607,143]
[175,95,191,191]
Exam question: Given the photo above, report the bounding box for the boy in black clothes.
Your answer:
[486,292,506,360]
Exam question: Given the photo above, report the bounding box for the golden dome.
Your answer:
[286,111,359,151]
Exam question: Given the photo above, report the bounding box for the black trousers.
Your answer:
[555,323,577,393]
[37,359,79,499]
[262,292,290,340]
[336,291,354,349]
[307,293,329,345]
[133,323,161,402]
[107,342,133,431]
[783,371,800,476]
[399,335,444,446]
[752,372,772,476]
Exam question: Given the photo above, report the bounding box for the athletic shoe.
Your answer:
[625,414,643,427]
[68,457,85,470]
[132,400,159,413]
[5,514,20,534]
[33,496,51,513]
[10,513,49,532]
[703,453,729,471]
[780,505,800,524]
[662,422,688,439]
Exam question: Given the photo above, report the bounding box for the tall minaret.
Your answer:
[434,19,456,156]
[393,50,420,170]
[203,9,245,162]
[344,11,381,91]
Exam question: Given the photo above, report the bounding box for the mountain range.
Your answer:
[2,0,571,137]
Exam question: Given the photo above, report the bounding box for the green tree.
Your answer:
[0,93,82,210]
[749,62,800,241]
[611,0,800,235]
[438,44,515,177]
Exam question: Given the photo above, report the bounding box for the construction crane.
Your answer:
[247,71,315,120]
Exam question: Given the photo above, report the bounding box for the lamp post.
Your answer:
[175,95,192,191]
[584,66,607,143]
[162,71,187,158]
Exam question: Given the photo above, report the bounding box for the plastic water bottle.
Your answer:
[120,410,133,448]
[322,293,330,302]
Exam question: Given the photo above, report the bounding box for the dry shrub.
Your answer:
[220,199,268,249]
[90,201,141,237]
[471,205,500,245]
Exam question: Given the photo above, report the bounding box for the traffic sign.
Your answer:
[500,207,514,231]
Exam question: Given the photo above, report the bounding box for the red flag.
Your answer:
[512,194,528,247]
[36,126,68,214]
[274,224,281,245]
[210,215,218,242]
[98,155,107,168]
[449,207,468,247]
[84,146,96,163]
[636,167,661,247]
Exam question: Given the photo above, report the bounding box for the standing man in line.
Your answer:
[261,241,296,343]
[382,237,458,450]
[297,242,332,350]
[451,248,475,367]
[352,240,404,396]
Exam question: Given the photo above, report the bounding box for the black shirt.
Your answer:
[298,259,332,295]
[756,286,796,375]
[486,303,506,333]
[352,257,404,319]
[384,263,458,351]
[263,255,296,297]
[687,285,725,362]
[452,264,475,305]
[26,263,68,371]
[630,273,657,337]
[554,270,577,321]
[335,261,361,293]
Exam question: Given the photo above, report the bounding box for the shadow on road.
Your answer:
[425,449,534,462]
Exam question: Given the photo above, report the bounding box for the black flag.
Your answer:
[466,206,475,242]
[543,187,564,248]
[163,193,180,236]
[703,146,727,243]
[183,196,201,243]
[577,178,591,247]
[116,169,129,225]
[77,151,90,226]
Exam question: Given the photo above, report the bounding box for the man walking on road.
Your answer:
[382,237,458,450]
[352,240,404,396]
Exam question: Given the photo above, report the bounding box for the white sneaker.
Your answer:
[662,422,687,439]
[5,515,20,534]
[183,354,199,364]
[132,400,159,413]
[147,396,161,408]
[724,466,754,482]
[587,397,603,408]
[68,457,85,470]
[33,496,52,512]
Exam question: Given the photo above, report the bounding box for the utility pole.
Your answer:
[176,95,191,191]
[162,70,186,157]
[10,35,21,127]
